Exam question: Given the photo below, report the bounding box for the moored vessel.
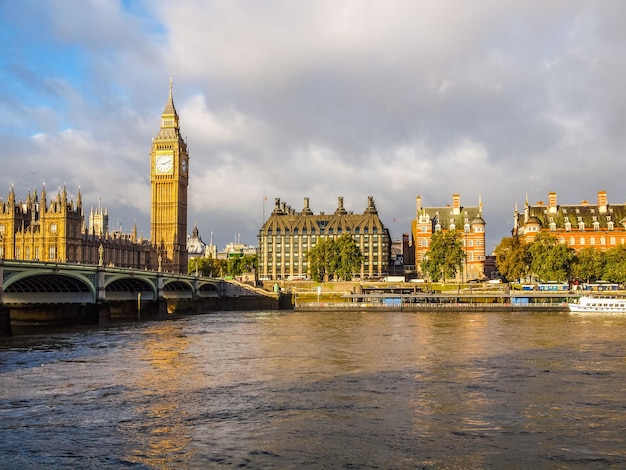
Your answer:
[568,295,626,314]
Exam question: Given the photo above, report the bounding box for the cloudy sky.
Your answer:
[1,0,625,253]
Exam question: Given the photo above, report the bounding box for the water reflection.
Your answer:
[2,311,626,468]
[123,323,194,467]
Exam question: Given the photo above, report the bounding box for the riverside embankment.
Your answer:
[264,280,582,312]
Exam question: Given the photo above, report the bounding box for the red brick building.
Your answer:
[411,194,486,281]
[513,190,626,250]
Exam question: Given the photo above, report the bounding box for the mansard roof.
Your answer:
[260,196,390,235]
[522,196,626,230]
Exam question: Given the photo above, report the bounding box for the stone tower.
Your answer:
[150,78,189,273]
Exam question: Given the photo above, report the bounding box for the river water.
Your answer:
[1,310,626,469]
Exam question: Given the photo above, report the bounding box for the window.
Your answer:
[580,237,585,245]
[0,224,4,234]
[50,223,57,234]
[48,246,57,260]
[565,221,572,231]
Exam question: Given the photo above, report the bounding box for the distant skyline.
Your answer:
[2,1,626,252]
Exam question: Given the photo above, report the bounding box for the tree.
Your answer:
[334,233,363,281]
[421,231,466,282]
[528,232,575,281]
[602,245,626,283]
[188,256,216,276]
[494,236,530,282]
[226,253,258,277]
[571,247,605,282]
[305,235,362,282]
[306,237,337,282]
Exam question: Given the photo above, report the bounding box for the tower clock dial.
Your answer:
[156,155,173,173]
[181,158,188,174]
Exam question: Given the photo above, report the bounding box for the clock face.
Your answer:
[156,155,173,173]
[181,158,188,174]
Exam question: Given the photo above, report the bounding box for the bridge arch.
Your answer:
[162,279,194,299]
[104,274,157,301]
[3,270,96,304]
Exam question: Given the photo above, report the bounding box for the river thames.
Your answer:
[1,310,626,469]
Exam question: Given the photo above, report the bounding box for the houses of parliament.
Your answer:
[0,81,189,274]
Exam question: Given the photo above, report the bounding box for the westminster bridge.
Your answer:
[0,259,287,336]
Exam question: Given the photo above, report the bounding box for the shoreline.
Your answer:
[294,302,570,313]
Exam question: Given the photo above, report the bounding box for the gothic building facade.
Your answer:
[0,81,189,273]
[257,196,391,280]
[0,185,151,266]
[411,194,486,281]
[513,190,626,250]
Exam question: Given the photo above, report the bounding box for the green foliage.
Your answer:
[421,231,466,282]
[305,234,363,282]
[495,231,626,284]
[602,245,626,283]
[187,256,228,277]
[571,248,605,282]
[494,236,530,282]
[527,232,575,282]
[335,233,364,281]
[226,254,258,277]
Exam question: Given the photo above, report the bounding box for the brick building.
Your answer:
[513,190,626,250]
[411,194,486,281]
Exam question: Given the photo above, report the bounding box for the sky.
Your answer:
[1,0,626,253]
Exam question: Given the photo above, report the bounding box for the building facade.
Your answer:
[257,196,391,280]
[0,185,152,266]
[411,194,486,281]
[150,79,189,273]
[513,190,626,250]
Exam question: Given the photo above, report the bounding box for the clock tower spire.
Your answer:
[150,78,189,273]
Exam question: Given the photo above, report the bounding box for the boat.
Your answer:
[568,295,626,314]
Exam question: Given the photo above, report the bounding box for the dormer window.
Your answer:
[565,221,572,231]
[593,221,600,231]
[578,221,585,231]
[549,222,556,231]
[608,221,614,231]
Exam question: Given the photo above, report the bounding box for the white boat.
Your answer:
[568,295,626,314]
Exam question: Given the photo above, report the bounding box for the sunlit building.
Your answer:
[0,81,190,273]
[513,190,626,250]
[257,196,391,280]
[411,194,486,281]
[0,184,151,266]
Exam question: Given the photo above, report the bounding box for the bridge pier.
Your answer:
[0,305,11,337]
[98,303,112,325]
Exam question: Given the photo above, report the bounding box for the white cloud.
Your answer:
[2,0,626,253]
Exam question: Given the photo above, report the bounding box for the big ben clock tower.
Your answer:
[150,78,189,273]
